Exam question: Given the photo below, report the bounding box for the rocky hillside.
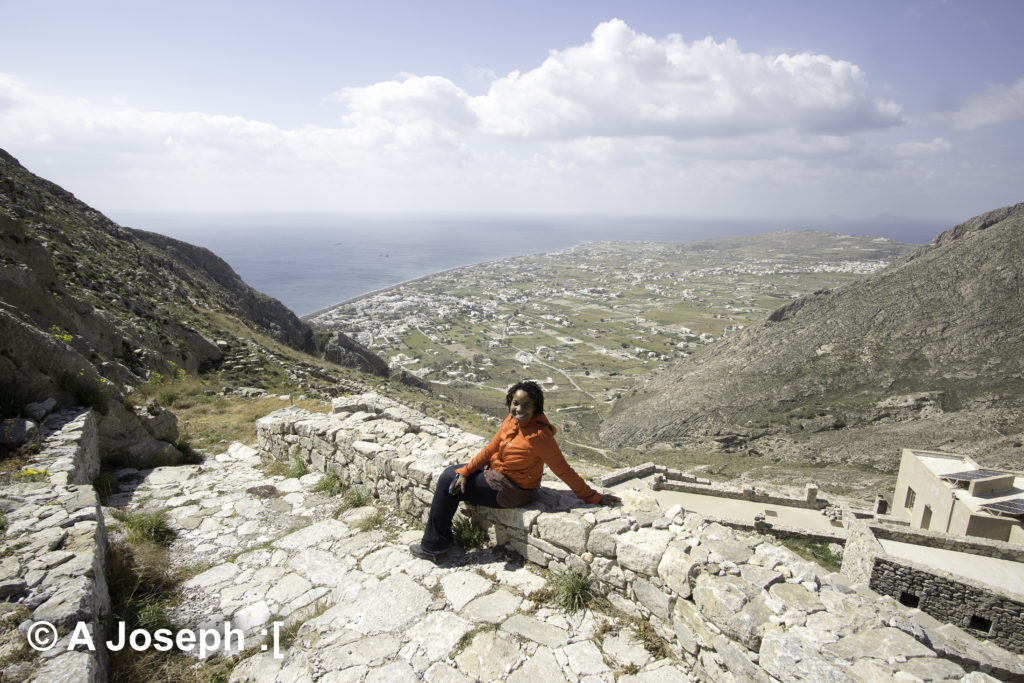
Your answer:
[602,203,1024,476]
[0,149,384,465]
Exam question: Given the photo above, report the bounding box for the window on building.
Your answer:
[921,505,933,530]
[904,487,916,509]
[899,592,920,608]
[969,615,993,634]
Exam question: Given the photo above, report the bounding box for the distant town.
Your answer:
[310,232,912,425]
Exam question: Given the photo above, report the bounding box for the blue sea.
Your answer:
[116,212,941,317]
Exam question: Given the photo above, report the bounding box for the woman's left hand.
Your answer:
[598,493,622,506]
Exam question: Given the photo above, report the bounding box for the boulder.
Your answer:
[0,418,38,448]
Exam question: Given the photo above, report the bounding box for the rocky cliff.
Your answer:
[602,203,1024,474]
[0,149,383,465]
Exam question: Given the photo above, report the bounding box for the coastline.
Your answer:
[299,248,561,321]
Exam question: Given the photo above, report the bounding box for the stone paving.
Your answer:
[107,442,694,682]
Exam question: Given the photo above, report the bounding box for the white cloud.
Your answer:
[944,76,1024,130]
[2,20,1002,220]
[894,137,952,157]
[467,19,902,139]
[327,19,902,144]
[332,74,477,146]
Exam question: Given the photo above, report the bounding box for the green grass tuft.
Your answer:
[339,486,370,510]
[312,471,345,496]
[286,455,309,479]
[93,471,119,502]
[779,535,843,573]
[627,615,672,658]
[112,508,177,546]
[547,568,595,613]
[355,510,385,532]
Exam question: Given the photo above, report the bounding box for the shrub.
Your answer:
[105,539,219,683]
[452,517,487,549]
[49,325,73,344]
[174,437,204,465]
[262,459,289,477]
[56,369,108,412]
[156,388,179,407]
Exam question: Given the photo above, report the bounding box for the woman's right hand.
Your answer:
[449,474,467,495]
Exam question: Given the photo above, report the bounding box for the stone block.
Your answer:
[674,598,718,654]
[454,631,523,681]
[536,512,592,555]
[712,635,771,683]
[693,574,772,651]
[591,557,626,590]
[586,518,630,557]
[769,582,824,614]
[500,614,569,649]
[607,590,641,617]
[632,576,673,621]
[526,535,567,560]
[616,528,673,575]
[823,626,936,662]
[658,541,699,598]
[484,505,540,531]
[739,565,784,592]
[33,575,98,626]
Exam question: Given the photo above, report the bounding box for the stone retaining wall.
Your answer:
[257,393,1024,682]
[841,514,1024,656]
[1,408,109,682]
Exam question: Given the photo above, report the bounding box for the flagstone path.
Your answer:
[107,443,694,682]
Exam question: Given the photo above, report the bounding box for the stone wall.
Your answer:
[872,523,1024,563]
[1,408,109,682]
[257,393,1024,682]
[839,512,885,586]
[870,557,1024,655]
[652,475,824,510]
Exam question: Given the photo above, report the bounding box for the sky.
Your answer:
[1,0,1022,224]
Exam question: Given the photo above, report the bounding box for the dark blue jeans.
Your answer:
[421,464,500,552]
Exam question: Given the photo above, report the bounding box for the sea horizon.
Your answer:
[115,211,945,317]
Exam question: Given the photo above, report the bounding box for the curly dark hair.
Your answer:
[505,380,544,415]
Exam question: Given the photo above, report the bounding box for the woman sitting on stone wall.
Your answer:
[410,380,620,561]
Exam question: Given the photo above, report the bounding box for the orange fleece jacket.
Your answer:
[456,413,602,504]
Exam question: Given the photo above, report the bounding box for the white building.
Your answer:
[891,449,1024,544]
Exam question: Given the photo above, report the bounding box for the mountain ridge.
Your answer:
[601,202,1024,478]
[0,149,384,464]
